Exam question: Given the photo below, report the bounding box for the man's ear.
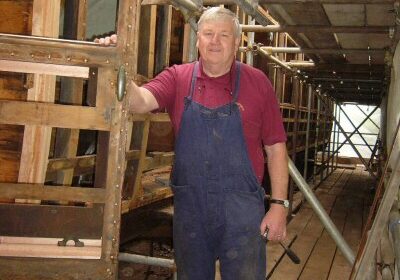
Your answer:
[235,37,240,49]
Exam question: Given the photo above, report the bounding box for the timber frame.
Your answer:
[0,0,361,279]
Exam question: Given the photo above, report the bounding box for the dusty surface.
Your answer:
[119,239,174,280]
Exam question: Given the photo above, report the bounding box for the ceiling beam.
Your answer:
[241,25,391,34]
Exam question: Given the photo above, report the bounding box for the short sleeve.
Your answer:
[260,75,287,146]
[142,66,177,112]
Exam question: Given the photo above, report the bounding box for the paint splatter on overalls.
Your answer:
[171,61,266,280]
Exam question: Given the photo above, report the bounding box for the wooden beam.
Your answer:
[130,112,171,122]
[0,183,106,203]
[0,33,117,67]
[53,0,88,193]
[0,258,108,279]
[241,25,391,34]
[17,0,60,204]
[47,155,96,172]
[0,101,111,130]
[0,60,89,78]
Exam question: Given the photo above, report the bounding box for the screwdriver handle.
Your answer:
[279,242,300,264]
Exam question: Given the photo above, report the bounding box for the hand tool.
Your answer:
[262,229,300,264]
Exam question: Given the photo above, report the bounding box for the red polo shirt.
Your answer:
[143,59,286,183]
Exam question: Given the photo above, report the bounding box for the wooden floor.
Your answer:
[267,167,376,280]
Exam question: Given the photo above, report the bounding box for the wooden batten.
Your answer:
[0,60,89,78]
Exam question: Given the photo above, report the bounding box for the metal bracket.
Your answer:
[58,237,85,247]
[116,65,126,102]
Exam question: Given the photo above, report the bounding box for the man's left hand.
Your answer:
[260,204,287,242]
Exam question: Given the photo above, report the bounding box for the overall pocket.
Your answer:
[171,184,199,231]
[224,187,265,233]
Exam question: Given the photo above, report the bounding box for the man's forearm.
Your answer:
[265,142,289,200]
[127,80,159,114]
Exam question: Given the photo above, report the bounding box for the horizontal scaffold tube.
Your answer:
[119,252,175,268]
[261,46,385,55]
[288,158,356,265]
[240,24,390,34]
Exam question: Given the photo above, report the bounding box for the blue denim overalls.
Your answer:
[171,61,266,280]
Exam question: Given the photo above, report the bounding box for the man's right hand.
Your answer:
[94,34,117,46]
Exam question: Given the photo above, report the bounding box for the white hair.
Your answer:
[198,7,242,38]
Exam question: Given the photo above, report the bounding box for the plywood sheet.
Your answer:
[323,4,365,26]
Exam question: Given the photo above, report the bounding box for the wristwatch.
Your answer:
[270,198,290,208]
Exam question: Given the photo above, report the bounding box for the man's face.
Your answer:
[196,19,240,70]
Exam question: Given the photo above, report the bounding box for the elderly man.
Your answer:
[100,6,288,280]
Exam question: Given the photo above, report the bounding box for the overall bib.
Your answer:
[171,62,266,280]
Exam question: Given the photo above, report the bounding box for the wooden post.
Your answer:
[17,0,61,203]
[53,0,87,189]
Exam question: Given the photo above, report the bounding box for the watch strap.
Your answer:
[270,198,289,208]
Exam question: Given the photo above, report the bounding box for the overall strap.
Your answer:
[189,62,199,99]
[232,61,241,103]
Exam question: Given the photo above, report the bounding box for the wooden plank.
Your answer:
[0,203,103,239]
[0,100,111,130]
[0,236,101,246]
[53,0,87,191]
[299,197,347,279]
[270,193,337,279]
[0,33,117,67]
[147,5,157,78]
[129,118,151,208]
[130,112,170,122]
[155,5,172,74]
[17,0,61,204]
[0,1,33,35]
[47,155,95,172]
[0,258,109,280]
[0,60,89,78]
[0,243,101,259]
[0,183,106,203]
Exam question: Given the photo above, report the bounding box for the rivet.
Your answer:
[110,255,115,259]
[128,24,132,29]
[129,6,133,10]
[114,203,118,206]
[110,82,114,86]
[31,54,34,58]
[10,52,14,56]
[66,57,71,61]
[106,59,110,64]
[113,220,117,224]
[84,58,88,63]
[48,54,51,59]
[125,62,129,66]
[92,72,96,75]
[106,268,111,272]
[116,184,119,188]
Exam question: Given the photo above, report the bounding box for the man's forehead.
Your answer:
[200,19,234,31]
